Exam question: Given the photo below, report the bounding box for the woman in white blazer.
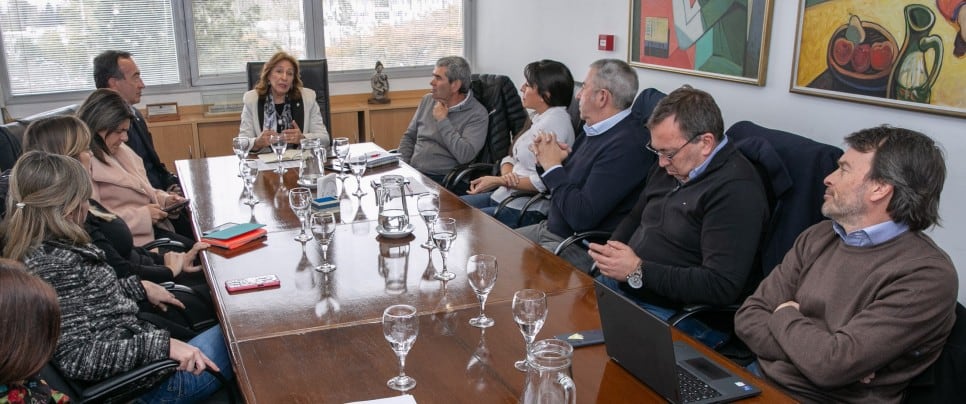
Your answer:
[239,51,329,151]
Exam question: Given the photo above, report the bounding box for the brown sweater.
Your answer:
[735,221,958,403]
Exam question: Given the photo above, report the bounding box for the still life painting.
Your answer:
[791,0,965,117]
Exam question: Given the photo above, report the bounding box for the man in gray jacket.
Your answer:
[397,56,488,184]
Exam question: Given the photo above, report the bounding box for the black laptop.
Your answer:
[594,281,761,403]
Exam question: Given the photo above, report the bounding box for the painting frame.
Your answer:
[790,0,965,118]
[627,0,774,86]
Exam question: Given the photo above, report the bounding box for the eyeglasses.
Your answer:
[645,134,701,162]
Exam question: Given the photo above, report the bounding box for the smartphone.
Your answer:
[225,275,281,293]
[163,199,190,213]
[554,329,605,348]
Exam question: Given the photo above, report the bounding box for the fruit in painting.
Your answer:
[833,37,855,67]
[870,41,894,71]
[851,43,872,73]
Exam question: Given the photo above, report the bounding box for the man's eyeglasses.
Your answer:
[645,134,701,162]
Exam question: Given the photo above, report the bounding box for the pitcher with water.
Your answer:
[521,339,576,404]
[376,175,412,236]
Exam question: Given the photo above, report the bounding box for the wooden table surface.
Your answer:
[176,145,795,403]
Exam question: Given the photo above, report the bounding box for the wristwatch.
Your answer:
[626,260,644,289]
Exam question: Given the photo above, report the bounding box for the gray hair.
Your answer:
[589,59,638,110]
[436,56,472,94]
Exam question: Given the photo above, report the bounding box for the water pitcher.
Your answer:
[377,175,410,232]
[298,138,324,186]
[521,339,576,404]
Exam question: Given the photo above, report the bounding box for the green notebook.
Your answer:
[202,223,266,240]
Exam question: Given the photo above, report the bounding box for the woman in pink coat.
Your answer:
[77,89,187,246]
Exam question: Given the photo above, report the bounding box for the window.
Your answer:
[0,0,466,100]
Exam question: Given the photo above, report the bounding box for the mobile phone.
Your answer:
[554,329,605,348]
[225,275,280,293]
[163,199,190,213]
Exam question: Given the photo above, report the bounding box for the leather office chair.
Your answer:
[246,59,332,137]
[441,73,527,195]
[903,302,966,403]
[0,104,78,171]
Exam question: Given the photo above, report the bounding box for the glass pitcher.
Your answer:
[298,138,324,186]
[522,339,576,404]
[377,175,411,233]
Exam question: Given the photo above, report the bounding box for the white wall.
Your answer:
[476,0,966,302]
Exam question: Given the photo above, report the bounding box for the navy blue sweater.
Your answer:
[541,114,654,237]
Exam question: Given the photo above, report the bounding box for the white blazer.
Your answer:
[238,87,330,147]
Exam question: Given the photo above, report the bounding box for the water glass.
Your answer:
[232,136,254,176]
[269,133,287,174]
[348,152,368,196]
[431,217,457,281]
[383,304,419,392]
[241,159,260,206]
[311,212,337,272]
[417,193,439,249]
[333,137,350,180]
[467,254,498,328]
[512,289,548,371]
[288,187,312,242]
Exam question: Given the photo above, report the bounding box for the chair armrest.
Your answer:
[142,237,187,252]
[668,304,740,327]
[442,162,496,192]
[553,231,613,256]
[76,359,179,403]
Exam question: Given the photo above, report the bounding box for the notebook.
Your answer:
[594,281,761,403]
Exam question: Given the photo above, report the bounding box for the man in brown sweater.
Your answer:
[735,126,958,403]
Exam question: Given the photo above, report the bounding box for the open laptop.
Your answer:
[595,281,761,403]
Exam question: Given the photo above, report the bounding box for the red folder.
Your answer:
[201,228,268,250]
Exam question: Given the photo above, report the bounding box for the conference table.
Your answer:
[176,144,794,403]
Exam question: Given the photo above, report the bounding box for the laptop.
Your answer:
[594,281,761,403]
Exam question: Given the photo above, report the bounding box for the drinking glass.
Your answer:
[269,133,287,174]
[348,152,368,196]
[288,187,312,242]
[512,289,548,371]
[240,159,260,206]
[333,137,350,180]
[232,136,254,176]
[416,193,439,249]
[383,304,419,392]
[431,217,457,281]
[311,212,337,272]
[467,254,498,328]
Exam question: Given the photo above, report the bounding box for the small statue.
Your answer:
[368,61,391,104]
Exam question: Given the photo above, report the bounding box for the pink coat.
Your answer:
[90,144,175,246]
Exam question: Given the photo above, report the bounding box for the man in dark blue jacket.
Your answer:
[517,59,653,272]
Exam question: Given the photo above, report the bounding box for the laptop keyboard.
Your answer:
[677,365,723,403]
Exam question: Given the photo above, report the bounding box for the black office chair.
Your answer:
[441,73,527,195]
[246,59,332,137]
[903,302,966,403]
[0,104,78,171]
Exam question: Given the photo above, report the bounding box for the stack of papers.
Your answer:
[201,223,267,250]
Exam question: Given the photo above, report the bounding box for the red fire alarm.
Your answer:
[598,34,614,51]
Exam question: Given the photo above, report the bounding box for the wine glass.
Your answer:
[348,152,368,197]
[512,289,547,371]
[333,137,350,180]
[311,212,337,273]
[240,159,260,206]
[417,193,439,249]
[383,304,419,392]
[232,136,254,176]
[431,217,457,281]
[466,254,498,328]
[269,133,287,174]
[288,187,312,242]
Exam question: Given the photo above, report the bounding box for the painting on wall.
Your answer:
[628,0,774,86]
[791,0,965,118]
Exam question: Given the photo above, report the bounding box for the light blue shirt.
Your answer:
[832,220,910,247]
[543,109,632,175]
[687,135,729,181]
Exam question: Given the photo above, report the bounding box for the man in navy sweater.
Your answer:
[517,59,653,272]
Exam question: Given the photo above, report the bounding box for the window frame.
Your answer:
[0,0,473,106]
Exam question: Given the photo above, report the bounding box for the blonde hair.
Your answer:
[2,151,92,260]
[254,51,304,100]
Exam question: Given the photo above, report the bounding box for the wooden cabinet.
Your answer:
[146,89,426,166]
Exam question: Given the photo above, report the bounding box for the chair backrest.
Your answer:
[631,87,667,124]
[468,73,527,165]
[903,302,966,403]
[728,121,842,277]
[0,104,77,171]
[246,59,332,137]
